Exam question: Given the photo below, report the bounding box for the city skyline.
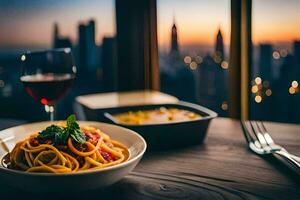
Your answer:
[0,0,299,123]
[1,0,300,50]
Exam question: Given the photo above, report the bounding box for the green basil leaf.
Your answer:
[66,114,86,144]
[61,129,70,143]
[38,125,63,139]
[67,114,76,127]
[53,129,69,145]
[70,129,86,144]
[37,115,86,145]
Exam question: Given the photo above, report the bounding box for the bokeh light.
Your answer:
[189,61,198,70]
[265,89,272,96]
[195,56,203,64]
[221,101,228,110]
[280,49,288,57]
[21,55,26,61]
[289,87,296,94]
[184,56,192,64]
[255,95,262,103]
[254,77,262,85]
[291,80,298,88]
[272,51,280,59]
[251,85,258,93]
[221,61,228,69]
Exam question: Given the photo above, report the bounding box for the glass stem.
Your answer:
[45,105,55,121]
[49,105,55,121]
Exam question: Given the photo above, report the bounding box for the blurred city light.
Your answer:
[195,56,203,64]
[255,95,262,103]
[272,51,280,59]
[21,55,26,61]
[221,101,228,110]
[189,61,198,70]
[251,85,258,93]
[221,61,228,69]
[184,56,192,64]
[265,89,272,96]
[291,80,298,88]
[254,77,262,85]
[213,56,222,64]
[280,49,288,57]
[289,87,296,94]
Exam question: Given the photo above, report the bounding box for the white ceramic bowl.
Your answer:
[0,121,146,193]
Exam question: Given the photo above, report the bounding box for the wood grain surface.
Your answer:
[1,118,300,199]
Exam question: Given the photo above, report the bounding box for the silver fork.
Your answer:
[241,120,300,173]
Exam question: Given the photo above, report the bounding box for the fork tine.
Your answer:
[259,121,274,144]
[250,121,258,137]
[251,121,268,146]
[242,121,261,144]
[241,121,264,152]
[254,121,266,141]
[260,121,267,133]
[249,121,260,141]
[243,121,300,170]
[241,121,255,143]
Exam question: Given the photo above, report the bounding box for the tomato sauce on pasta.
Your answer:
[3,122,129,173]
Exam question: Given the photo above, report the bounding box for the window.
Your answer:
[251,0,300,123]
[157,0,231,116]
[0,0,116,120]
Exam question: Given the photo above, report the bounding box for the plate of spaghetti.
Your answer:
[0,115,146,193]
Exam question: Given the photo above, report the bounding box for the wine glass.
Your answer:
[20,48,76,121]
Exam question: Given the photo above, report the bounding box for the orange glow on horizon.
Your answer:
[157,0,300,49]
[2,19,300,49]
[158,20,300,48]
[158,22,230,49]
[1,0,300,49]
[253,30,300,45]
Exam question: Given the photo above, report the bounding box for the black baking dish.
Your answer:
[82,101,217,151]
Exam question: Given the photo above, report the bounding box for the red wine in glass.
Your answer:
[20,73,75,106]
[20,48,76,121]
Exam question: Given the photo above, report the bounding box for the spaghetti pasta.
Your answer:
[4,116,129,173]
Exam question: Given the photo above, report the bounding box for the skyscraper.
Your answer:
[102,37,117,92]
[215,28,224,59]
[52,23,72,49]
[170,23,179,56]
[293,40,300,65]
[89,20,96,45]
[197,54,228,116]
[78,23,87,72]
[86,19,97,70]
[78,19,97,71]
[258,44,272,81]
[53,23,59,48]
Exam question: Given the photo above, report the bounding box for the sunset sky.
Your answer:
[0,0,299,50]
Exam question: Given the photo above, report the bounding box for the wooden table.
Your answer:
[1,118,300,199]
